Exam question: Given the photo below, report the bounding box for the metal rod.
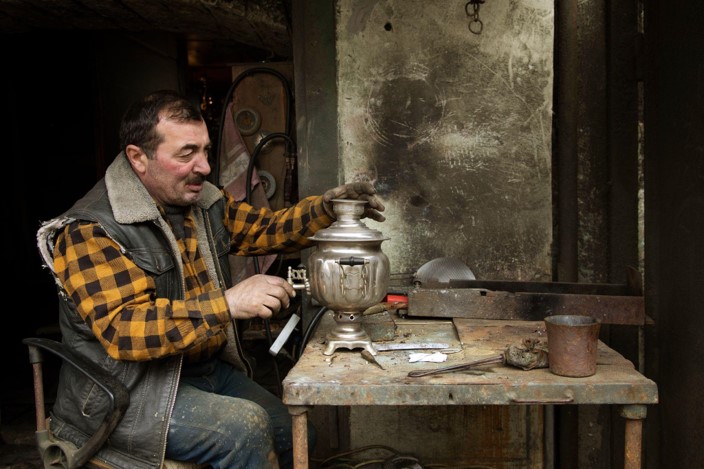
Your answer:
[290,407,309,468]
[31,362,46,432]
[620,404,647,469]
[407,354,504,377]
[624,418,643,469]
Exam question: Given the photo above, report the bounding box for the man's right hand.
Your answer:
[224,274,296,320]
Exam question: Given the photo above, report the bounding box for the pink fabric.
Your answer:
[218,103,276,277]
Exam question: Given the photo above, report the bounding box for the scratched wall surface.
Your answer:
[337,0,554,280]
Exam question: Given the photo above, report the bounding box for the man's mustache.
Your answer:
[186,175,206,185]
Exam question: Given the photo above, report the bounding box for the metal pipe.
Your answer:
[555,0,579,283]
[289,406,310,468]
[31,362,46,432]
[621,404,647,469]
[624,418,643,469]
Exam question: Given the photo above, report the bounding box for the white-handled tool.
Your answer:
[268,313,301,356]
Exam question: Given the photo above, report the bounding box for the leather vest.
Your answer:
[43,168,240,468]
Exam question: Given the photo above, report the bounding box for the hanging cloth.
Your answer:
[217,102,276,281]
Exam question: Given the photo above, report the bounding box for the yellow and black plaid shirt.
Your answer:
[53,190,331,363]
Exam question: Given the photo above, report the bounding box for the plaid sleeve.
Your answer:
[224,191,334,255]
[53,221,231,361]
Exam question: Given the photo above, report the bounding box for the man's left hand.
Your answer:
[323,182,386,222]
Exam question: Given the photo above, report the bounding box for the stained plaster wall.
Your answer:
[336,0,554,280]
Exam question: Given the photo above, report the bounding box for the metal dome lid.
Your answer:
[309,199,389,242]
[413,257,476,288]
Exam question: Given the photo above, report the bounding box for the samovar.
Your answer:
[307,198,390,355]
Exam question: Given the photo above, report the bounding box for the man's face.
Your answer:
[136,117,212,207]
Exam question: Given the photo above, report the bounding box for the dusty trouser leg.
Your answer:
[211,361,316,469]
[168,359,314,469]
[167,381,278,468]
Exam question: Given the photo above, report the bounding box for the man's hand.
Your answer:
[322,181,386,222]
[224,274,296,320]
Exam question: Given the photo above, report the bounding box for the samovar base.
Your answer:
[324,337,377,356]
[323,312,377,356]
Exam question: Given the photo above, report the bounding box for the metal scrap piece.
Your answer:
[361,349,385,370]
[407,338,548,377]
[374,342,450,352]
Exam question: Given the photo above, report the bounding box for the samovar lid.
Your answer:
[309,199,388,242]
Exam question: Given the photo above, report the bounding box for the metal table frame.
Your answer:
[283,317,658,468]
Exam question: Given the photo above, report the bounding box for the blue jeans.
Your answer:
[165,359,314,469]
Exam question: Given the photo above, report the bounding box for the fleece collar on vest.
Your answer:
[37,153,223,283]
[106,153,223,290]
[106,152,222,224]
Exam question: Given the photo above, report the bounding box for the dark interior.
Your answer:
[4,2,296,465]
[3,0,703,467]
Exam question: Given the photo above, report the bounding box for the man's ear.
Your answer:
[125,144,147,174]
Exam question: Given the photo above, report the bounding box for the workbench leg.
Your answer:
[288,405,310,469]
[620,404,647,469]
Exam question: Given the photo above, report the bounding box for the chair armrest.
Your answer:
[23,337,130,469]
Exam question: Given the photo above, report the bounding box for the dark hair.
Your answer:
[118,90,204,158]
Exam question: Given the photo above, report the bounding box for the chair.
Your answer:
[23,337,203,469]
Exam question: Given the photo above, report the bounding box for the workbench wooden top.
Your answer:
[282,313,658,407]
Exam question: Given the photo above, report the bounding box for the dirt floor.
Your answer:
[0,387,43,469]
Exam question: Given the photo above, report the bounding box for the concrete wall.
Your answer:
[336,0,554,280]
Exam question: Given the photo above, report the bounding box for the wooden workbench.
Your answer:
[282,314,658,468]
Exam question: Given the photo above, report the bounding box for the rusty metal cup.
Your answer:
[544,315,601,377]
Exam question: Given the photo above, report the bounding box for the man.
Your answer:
[36,89,385,468]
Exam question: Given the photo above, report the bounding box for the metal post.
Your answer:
[288,405,310,468]
[27,345,47,432]
[620,404,647,469]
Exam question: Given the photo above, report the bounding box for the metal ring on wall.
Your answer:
[233,107,261,136]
